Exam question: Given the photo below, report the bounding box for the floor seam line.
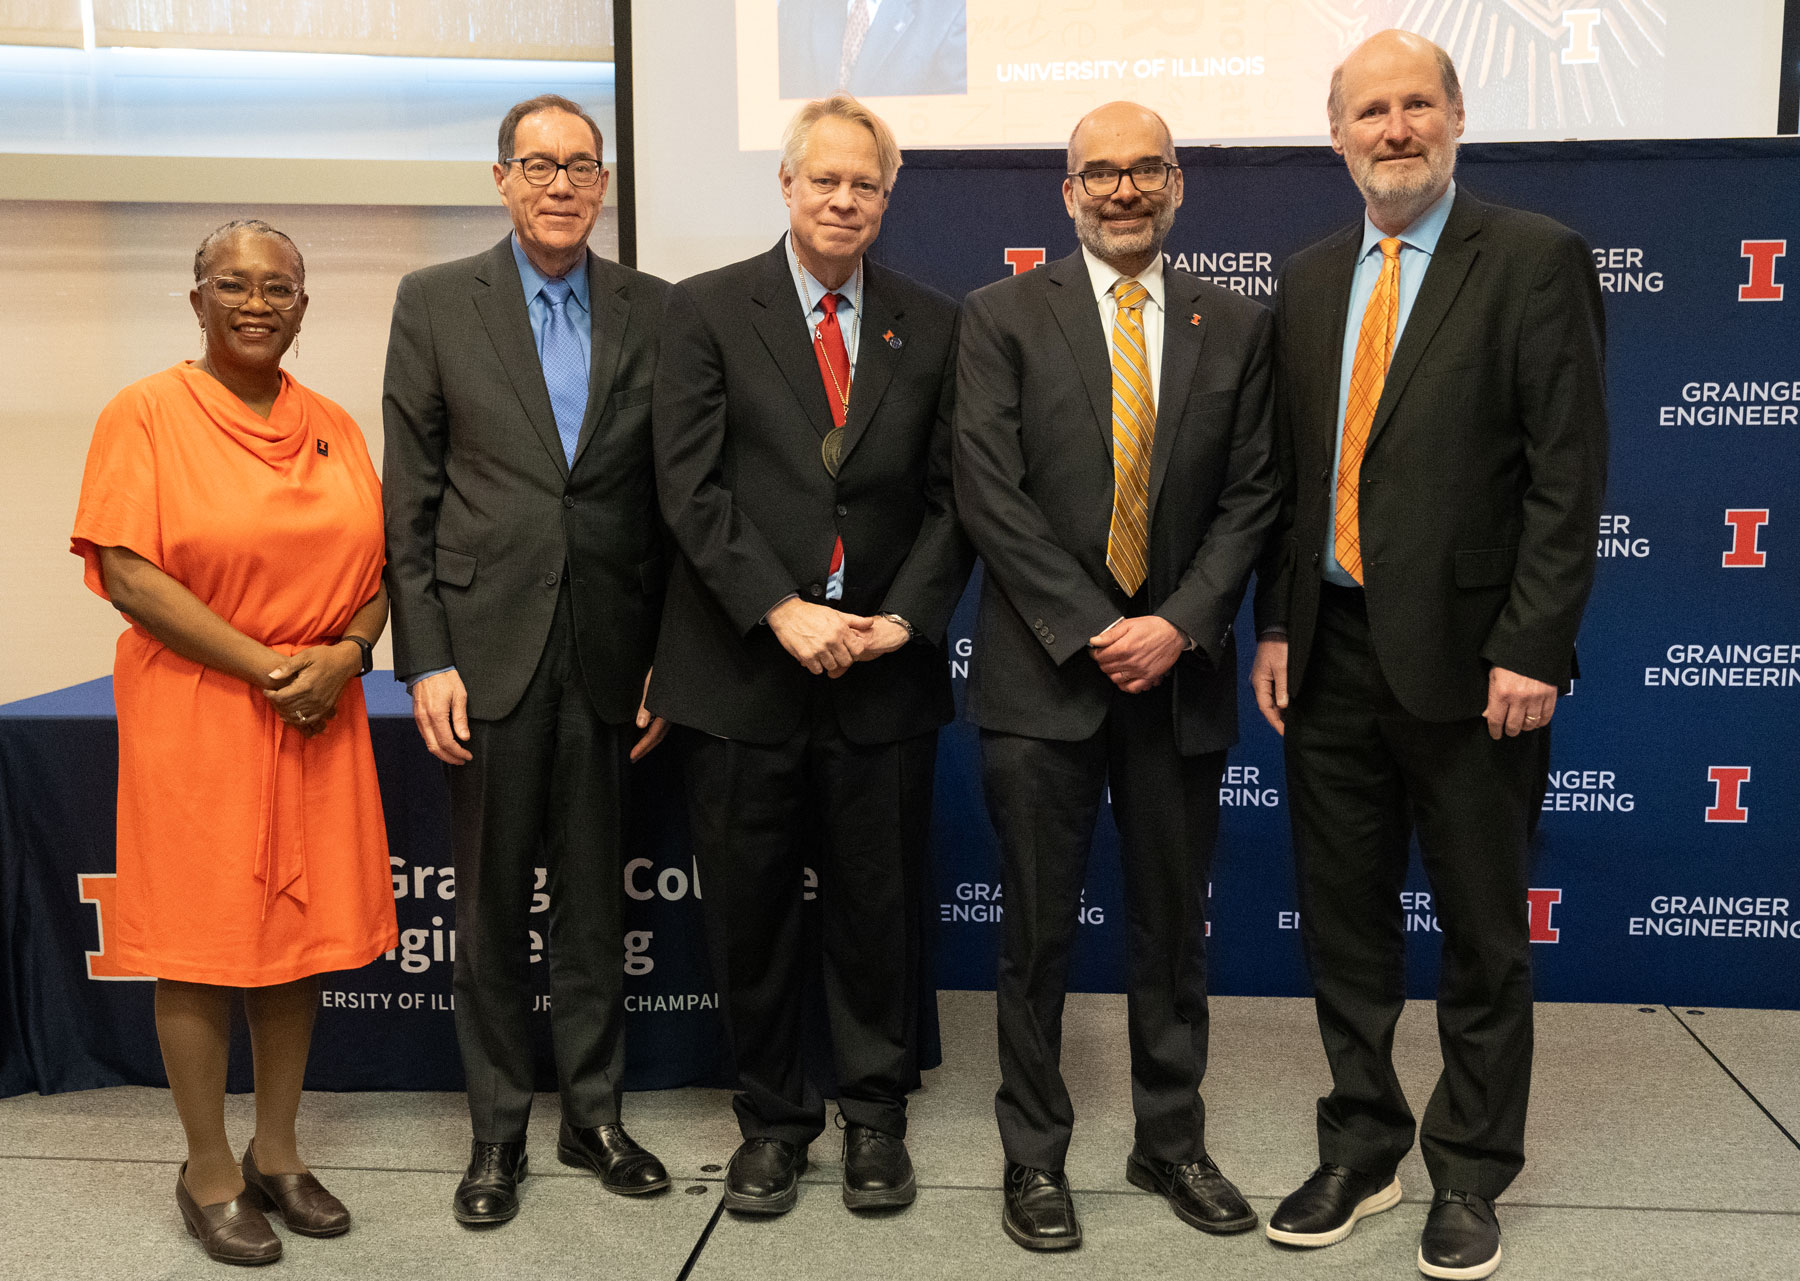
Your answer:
[1666,1004,1800,1154]
[673,1194,725,1281]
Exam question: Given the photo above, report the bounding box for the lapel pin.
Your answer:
[315,438,329,456]
[1189,313,1201,326]
[884,329,902,349]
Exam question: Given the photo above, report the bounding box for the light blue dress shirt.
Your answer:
[511,233,592,375]
[405,238,594,689]
[785,232,864,378]
[1322,181,1457,588]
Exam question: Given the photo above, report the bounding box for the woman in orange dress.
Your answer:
[71,219,398,1266]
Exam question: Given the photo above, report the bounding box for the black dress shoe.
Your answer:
[1266,1163,1401,1247]
[723,1138,808,1215]
[557,1121,671,1195]
[453,1140,528,1226]
[1002,1162,1081,1251]
[1125,1147,1258,1233]
[841,1123,916,1210]
[1418,1189,1502,1279]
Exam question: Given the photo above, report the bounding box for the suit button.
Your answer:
[836,504,848,517]
[563,495,575,508]
[1311,552,1321,566]
[1319,467,1330,483]
[809,583,824,598]
[543,570,559,587]
[1044,632,1055,644]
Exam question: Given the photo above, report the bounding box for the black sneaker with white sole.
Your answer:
[1266,1163,1402,1247]
[1417,1189,1502,1279]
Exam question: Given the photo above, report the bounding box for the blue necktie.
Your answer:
[539,277,586,468]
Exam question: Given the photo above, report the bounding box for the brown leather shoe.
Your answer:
[176,1162,282,1266]
[242,1142,351,1237]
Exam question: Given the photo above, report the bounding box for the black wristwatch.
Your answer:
[332,635,374,676]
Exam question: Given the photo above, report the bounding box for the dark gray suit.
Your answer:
[383,236,669,1141]
[1254,189,1608,1198]
[778,0,967,98]
[954,251,1277,1170]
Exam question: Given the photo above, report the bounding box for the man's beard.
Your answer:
[1074,197,1177,266]
[1352,137,1457,223]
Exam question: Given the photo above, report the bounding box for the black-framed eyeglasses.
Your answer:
[202,276,302,310]
[1068,163,1177,196]
[504,156,603,187]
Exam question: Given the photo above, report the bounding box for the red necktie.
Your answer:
[812,293,851,597]
[813,292,852,429]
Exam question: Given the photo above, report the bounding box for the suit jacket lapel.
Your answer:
[472,237,569,478]
[1146,271,1205,521]
[1309,225,1362,473]
[836,260,903,469]
[572,251,628,469]
[1367,192,1483,450]
[852,0,916,81]
[749,239,837,440]
[1044,251,1114,452]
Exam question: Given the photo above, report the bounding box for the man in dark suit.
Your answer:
[649,94,969,1217]
[778,0,967,98]
[383,94,672,1226]
[1249,31,1607,1280]
[954,101,1278,1252]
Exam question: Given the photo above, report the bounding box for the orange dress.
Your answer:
[71,362,399,986]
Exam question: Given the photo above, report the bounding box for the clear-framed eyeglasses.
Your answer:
[202,276,302,310]
[504,157,604,187]
[1068,163,1177,196]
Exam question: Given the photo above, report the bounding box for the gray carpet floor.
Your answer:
[3,992,1796,1279]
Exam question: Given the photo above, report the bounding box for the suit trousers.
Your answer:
[983,680,1227,1172]
[1285,583,1549,1199]
[448,583,630,1142]
[682,688,937,1145]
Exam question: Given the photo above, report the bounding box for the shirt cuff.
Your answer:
[405,665,455,690]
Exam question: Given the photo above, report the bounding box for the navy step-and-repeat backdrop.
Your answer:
[2,139,1795,1100]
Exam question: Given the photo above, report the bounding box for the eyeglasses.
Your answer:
[203,276,302,310]
[1068,163,1177,196]
[504,157,603,187]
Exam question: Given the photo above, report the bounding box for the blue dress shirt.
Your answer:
[1322,181,1457,587]
[512,233,592,376]
[785,232,864,378]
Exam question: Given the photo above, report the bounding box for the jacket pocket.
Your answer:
[637,553,668,594]
[611,383,653,410]
[1453,545,1517,589]
[435,546,477,588]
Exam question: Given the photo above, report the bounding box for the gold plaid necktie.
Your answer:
[1334,237,1402,584]
[1106,278,1155,595]
[839,0,871,86]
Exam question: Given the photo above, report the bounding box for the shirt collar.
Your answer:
[1081,243,1167,311]
[786,232,861,317]
[511,233,590,312]
[1359,180,1457,262]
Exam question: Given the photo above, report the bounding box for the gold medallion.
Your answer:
[821,426,844,477]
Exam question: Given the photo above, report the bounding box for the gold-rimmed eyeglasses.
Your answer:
[202,276,302,310]
[1068,163,1177,196]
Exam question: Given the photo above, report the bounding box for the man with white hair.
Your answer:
[1251,30,1607,1279]
[649,93,970,1217]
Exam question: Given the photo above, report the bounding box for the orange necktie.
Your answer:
[1334,237,1402,584]
[1106,279,1155,595]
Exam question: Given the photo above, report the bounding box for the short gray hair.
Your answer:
[193,219,304,283]
[1327,36,1463,124]
[780,93,902,193]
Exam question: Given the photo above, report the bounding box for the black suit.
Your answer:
[778,0,967,99]
[954,250,1277,1170]
[1254,188,1608,1198]
[649,239,970,1143]
[383,236,669,1141]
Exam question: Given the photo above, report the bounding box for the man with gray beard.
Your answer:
[954,100,1278,1252]
[1250,30,1606,1280]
